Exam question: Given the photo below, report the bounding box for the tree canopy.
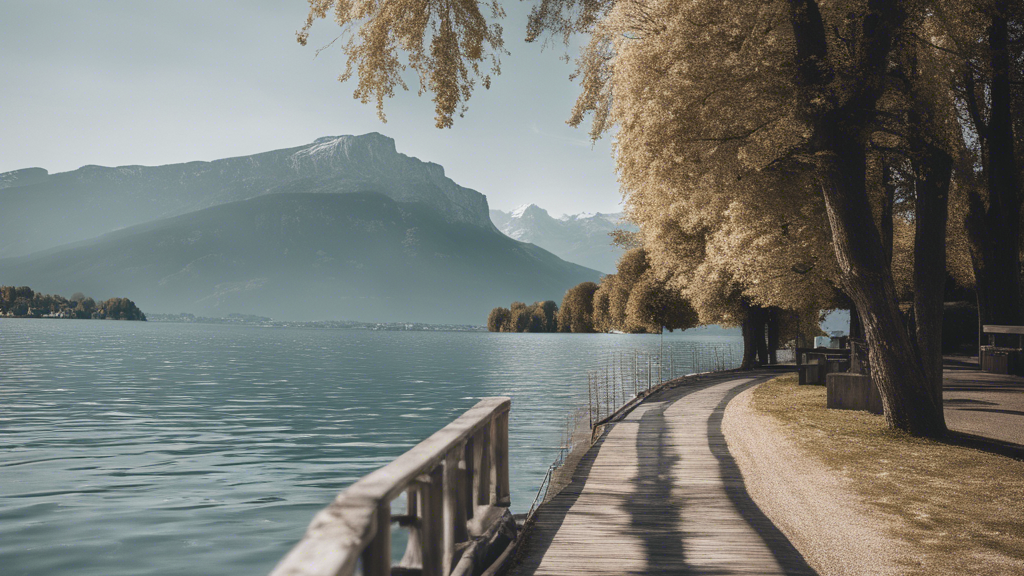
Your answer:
[487,300,559,332]
[302,0,1024,437]
[0,286,146,321]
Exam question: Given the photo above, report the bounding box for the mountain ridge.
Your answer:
[0,192,600,324]
[0,133,494,258]
[490,204,637,273]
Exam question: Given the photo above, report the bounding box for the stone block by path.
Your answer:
[826,373,883,415]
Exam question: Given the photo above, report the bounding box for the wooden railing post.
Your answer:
[419,468,444,576]
[443,446,469,575]
[494,412,510,506]
[461,439,474,521]
[269,397,511,576]
[360,502,391,576]
[474,425,491,507]
[400,486,422,568]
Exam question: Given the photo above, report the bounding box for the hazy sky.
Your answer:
[0,1,622,216]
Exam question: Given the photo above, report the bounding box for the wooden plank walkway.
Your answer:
[511,372,817,575]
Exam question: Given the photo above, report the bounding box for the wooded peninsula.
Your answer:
[0,286,146,320]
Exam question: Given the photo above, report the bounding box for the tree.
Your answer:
[536,300,559,332]
[508,301,531,332]
[76,297,97,319]
[592,247,699,335]
[298,0,1021,436]
[96,297,146,321]
[933,0,1024,348]
[558,281,598,333]
[487,306,511,331]
[528,306,548,332]
[11,298,29,316]
[297,0,506,128]
[551,0,949,435]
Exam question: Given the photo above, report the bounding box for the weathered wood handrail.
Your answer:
[270,397,512,576]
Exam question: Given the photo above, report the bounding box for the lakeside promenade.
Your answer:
[510,360,1024,575]
[273,358,1023,576]
[512,371,817,576]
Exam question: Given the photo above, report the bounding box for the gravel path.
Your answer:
[722,387,903,576]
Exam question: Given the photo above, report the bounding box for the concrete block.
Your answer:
[799,356,826,385]
[826,373,883,414]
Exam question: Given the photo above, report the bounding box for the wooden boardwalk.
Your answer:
[511,372,817,576]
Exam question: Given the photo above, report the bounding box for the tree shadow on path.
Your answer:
[705,377,819,575]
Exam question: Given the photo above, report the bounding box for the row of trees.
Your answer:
[557,246,701,334]
[301,0,1022,437]
[542,0,1022,437]
[487,246,702,336]
[0,286,146,320]
[489,242,814,369]
[487,300,559,332]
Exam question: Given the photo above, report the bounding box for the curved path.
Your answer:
[511,372,817,576]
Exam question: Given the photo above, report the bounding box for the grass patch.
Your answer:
[753,374,1024,575]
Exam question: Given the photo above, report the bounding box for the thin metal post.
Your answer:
[589,373,598,426]
[634,351,638,395]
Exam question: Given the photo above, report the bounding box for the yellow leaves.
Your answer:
[298,0,505,126]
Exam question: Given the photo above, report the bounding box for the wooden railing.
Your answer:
[269,397,511,576]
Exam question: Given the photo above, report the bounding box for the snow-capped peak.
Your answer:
[510,203,544,218]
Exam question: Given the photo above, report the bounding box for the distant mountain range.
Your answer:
[0,133,491,259]
[0,135,601,323]
[490,204,637,273]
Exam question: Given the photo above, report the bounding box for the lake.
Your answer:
[0,319,740,576]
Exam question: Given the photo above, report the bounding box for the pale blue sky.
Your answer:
[0,0,621,216]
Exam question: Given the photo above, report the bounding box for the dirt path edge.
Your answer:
[722,386,903,576]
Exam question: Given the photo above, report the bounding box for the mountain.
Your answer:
[0,193,601,324]
[0,133,492,258]
[490,204,637,273]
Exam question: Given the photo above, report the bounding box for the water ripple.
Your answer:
[0,318,738,576]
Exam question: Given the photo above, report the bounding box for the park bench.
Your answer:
[980,325,1024,376]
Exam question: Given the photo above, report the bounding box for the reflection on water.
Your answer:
[0,319,738,576]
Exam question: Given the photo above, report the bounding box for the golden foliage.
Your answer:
[305,0,1013,344]
[558,281,599,332]
[299,0,506,127]
[592,247,698,333]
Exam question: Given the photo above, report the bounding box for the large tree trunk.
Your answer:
[881,159,896,265]
[789,0,946,436]
[911,134,953,408]
[849,304,864,341]
[740,303,769,370]
[818,143,947,437]
[740,305,758,370]
[963,4,1023,344]
[767,307,780,364]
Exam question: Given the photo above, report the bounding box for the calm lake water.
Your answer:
[0,319,740,576]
